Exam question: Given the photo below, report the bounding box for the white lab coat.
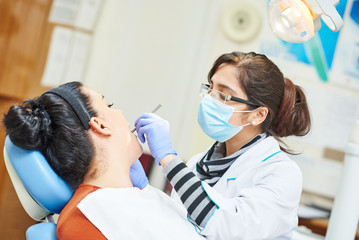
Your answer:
[171,136,302,240]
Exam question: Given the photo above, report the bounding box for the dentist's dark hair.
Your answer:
[208,51,311,153]
[3,81,97,190]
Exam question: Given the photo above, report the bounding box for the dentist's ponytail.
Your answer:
[273,77,310,138]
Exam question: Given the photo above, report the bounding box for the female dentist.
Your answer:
[132,51,311,240]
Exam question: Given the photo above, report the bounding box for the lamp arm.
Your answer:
[305,0,344,31]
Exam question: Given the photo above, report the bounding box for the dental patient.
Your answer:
[3,81,204,240]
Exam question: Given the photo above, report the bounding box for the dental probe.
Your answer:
[131,104,162,133]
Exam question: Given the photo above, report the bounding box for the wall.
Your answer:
[83,0,223,188]
[187,0,359,207]
[0,1,357,237]
[82,0,359,202]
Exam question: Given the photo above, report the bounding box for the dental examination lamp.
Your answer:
[268,0,344,43]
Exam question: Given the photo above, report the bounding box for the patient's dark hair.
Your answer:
[3,82,97,190]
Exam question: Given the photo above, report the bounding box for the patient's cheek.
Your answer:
[136,140,143,156]
[130,133,143,157]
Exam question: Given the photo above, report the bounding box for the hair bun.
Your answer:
[3,99,53,150]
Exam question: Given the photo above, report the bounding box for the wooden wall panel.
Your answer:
[0,170,37,240]
[0,0,53,238]
[0,98,18,197]
[0,0,51,99]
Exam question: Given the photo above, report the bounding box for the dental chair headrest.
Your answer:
[3,136,73,221]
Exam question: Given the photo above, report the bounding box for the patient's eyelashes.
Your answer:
[108,103,114,108]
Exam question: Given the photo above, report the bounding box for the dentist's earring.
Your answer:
[252,120,256,125]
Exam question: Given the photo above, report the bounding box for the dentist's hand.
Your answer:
[135,113,177,165]
[130,159,149,189]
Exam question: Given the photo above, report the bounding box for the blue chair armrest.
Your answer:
[26,222,57,240]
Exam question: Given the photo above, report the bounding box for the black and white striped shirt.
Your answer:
[163,133,267,227]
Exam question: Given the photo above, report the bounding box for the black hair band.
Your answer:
[43,87,91,130]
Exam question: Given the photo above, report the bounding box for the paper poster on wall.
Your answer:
[285,80,359,151]
[41,26,91,87]
[316,88,359,150]
[330,0,359,91]
[48,0,102,31]
[41,27,73,87]
[63,31,92,83]
[75,0,103,31]
[48,0,79,26]
[260,0,348,82]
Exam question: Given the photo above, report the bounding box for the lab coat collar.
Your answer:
[199,136,282,209]
[214,136,281,184]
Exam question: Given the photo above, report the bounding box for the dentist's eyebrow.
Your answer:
[217,83,238,96]
[211,78,238,96]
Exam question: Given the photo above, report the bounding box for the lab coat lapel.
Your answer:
[212,137,280,190]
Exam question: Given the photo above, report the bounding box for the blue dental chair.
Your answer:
[3,136,73,240]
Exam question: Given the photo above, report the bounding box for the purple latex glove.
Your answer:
[134,113,177,165]
[129,159,149,189]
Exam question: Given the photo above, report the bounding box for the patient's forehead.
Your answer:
[82,87,102,103]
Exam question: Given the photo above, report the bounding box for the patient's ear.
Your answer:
[89,117,112,136]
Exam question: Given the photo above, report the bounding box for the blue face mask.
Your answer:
[197,94,253,142]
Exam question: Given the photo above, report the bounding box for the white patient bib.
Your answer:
[77,185,205,240]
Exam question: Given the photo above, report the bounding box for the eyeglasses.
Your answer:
[200,84,260,108]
